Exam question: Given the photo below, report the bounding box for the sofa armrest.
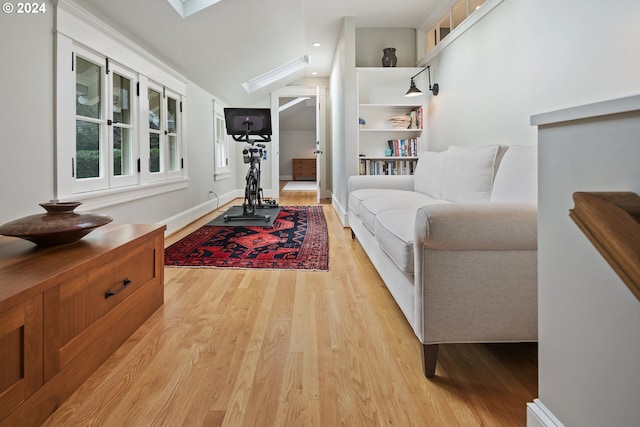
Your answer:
[414,202,537,250]
[348,174,415,193]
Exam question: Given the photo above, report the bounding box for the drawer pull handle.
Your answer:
[105,278,132,299]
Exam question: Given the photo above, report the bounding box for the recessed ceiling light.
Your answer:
[311,71,318,76]
[312,42,322,47]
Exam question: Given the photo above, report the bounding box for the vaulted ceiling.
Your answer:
[77,0,441,105]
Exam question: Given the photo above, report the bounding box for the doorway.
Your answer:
[270,86,327,203]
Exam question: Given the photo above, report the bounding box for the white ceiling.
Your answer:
[77,0,440,105]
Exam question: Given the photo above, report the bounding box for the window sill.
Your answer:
[58,178,190,211]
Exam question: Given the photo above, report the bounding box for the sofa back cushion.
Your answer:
[490,145,538,203]
[413,150,446,199]
[441,145,499,202]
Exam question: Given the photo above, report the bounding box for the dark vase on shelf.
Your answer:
[381,48,397,67]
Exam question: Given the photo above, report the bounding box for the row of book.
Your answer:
[359,159,417,176]
[408,106,424,130]
[387,138,420,157]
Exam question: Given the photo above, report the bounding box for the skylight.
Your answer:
[242,55,310,93]
[166,0,222,18]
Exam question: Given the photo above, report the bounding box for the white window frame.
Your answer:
[71,47,109,194]
[109,63,139,189]
[142,82,184,183]
[165,88,184,180]
[143,81,165,182]
[213,101,230,180]
[55,1,189,210]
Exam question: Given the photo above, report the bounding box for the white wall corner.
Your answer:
[527,399,565,427]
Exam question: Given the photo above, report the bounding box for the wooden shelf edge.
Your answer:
[569,191,640,303]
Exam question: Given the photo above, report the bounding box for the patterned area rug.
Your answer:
[165,205,328,271]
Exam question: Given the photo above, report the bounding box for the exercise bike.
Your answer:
[223,108,279,222]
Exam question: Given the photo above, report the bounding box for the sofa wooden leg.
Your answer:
[422,344,439,378]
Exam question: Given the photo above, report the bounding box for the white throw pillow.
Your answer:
[413,150,445,199]
[441,145,499,202]
[490,145,538,203]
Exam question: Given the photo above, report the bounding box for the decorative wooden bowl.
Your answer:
[0,202,113,246]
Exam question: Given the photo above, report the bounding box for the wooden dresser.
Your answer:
[292,158,316,181]
[0,223,165,427]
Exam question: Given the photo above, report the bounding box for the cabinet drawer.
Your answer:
[44,238,159,376]
[292,159,316,180]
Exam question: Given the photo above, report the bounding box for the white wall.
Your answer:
[330,17,358,224]
[423,0,640,151]
[0,2,238,234]
[355,28,416,67]
[279,130,316,179]
[416,1,640,425]
[0,2,55,223]
[532,98,640,427]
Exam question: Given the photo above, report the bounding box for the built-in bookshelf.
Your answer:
[356,67,425,175]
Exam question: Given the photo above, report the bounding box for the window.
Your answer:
[58,42,186,202]
[146,85,183,181]
[72,48,185,191]
[438,11,451,42]
[56,3,189,208]
[111,65,137,187]
[214,109,230,179]
[422,0,490,55]
[148,87,162,174]
[75,54,103,182]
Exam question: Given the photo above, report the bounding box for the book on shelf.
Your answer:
[387,137,419,157]
[359,158,417,176]
[408,106,424,130]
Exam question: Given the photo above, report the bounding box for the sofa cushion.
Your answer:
[358,193,438,233]
[372,198,452,274]
[490,145,537,203]
[349,189,418,218]
[373,209,417,273]
[441,145,499,202]
[413,150,445,199]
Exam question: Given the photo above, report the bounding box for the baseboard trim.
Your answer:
[527,399,565,427]
[159,189,239,235]
[331,195,348,227]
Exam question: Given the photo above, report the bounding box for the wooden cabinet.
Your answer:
[0,295,42,421]
[0,224,165,427]
[292,158,316,181]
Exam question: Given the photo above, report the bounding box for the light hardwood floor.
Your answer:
[43,185,537,427]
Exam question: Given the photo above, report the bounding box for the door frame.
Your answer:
[270,86,328,201]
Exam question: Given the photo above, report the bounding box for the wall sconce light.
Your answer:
[405,65,439,97]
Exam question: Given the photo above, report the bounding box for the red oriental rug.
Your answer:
[164,205,328,271]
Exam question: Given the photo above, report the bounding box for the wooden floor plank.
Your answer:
[42,185,537,427]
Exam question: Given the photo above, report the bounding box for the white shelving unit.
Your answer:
[356,67,425,175]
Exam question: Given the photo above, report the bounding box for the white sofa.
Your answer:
[348,145,538,378]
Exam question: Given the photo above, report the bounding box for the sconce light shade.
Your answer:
[405,78,423,97]
[404,65,439,97]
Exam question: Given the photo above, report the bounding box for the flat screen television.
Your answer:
[223,108,272,142]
